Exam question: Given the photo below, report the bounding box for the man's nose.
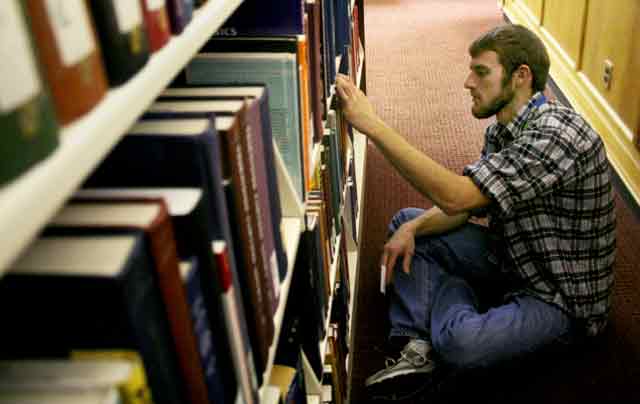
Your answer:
[463,74,475,89]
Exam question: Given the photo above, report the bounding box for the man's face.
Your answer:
[464,50,515,119]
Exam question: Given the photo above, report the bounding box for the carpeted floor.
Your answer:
[348,0,640,402]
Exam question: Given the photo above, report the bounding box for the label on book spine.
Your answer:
[44,0,96,66]
[113,0,143,33]
[145,0,166,11]
[0,0,42,112]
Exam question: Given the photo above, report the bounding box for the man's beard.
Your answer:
[472,82,515,119]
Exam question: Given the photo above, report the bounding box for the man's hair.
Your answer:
[469,24,550,93]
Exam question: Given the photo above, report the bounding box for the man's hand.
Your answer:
[380,222,417,285]
[335,73,385,136]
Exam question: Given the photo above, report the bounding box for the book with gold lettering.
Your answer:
[88,0,150,86]
[0,0,58,186]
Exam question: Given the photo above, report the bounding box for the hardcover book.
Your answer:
[165,0,194,34]
[0,234,184,404]
[212,241,259,403]
[46,201,211,404]
[25,0,108,125]
[140,0,171,52]
[0,386,121,404]
[156,88,288,283]
[179,257,227,403]
[88,0,150,86]
[0,0,59,186]
[306,0,327,142]
[186,47,305,201]
[74,187,238,404]
[0,358,149,404]
[144,99,280,316]
[215,0,304,36]
[84,118,261,399]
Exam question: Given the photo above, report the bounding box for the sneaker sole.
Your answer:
[367,372,434,402]
[365,365,435,387]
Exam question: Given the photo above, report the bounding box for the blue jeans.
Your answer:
[388,208,572,369]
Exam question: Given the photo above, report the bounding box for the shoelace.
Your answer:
[383,345,428,369]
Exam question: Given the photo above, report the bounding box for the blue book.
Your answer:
[83,118,260,403]
[216,0,304,36]
[333,0,352,57]
[323,0,337,85]
[159,85,289,282]
[186,50,305,201]
[180,256,227,403]
[73,188,238,404]
[0,234,184,404]
[166,0,194,34]
[138,105,277,380]
[143,99,280,317]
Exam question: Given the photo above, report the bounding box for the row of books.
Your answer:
[184,0,362,204]
[1,0,210,187]
[0,82,300,404]
[1,1,365,402]
[0,96,359,404]
[264,213,354,404]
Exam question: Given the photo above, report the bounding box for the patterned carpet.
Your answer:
[349,0,640,402]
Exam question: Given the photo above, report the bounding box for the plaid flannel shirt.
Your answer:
[463,92,616,337]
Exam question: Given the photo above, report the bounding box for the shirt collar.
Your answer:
[493,91,547,142]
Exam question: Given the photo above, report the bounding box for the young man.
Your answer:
[335,24,616,400]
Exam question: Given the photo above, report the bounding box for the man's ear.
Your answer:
[514,64,533,88]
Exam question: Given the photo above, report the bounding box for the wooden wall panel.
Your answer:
[541,0,587,68]
[519,0,544,23]
[581,0,640,135]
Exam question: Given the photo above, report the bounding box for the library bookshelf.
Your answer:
[0,0,243,273]
[0,0,367,402]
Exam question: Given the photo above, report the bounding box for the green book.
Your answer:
[0,0,58,186]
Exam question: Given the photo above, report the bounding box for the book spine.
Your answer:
[0,0,59,186]
[88,0,150,86]
[165,0,193,34]
[140,0,171,52]
[237,105,279,315]
[306,0,326,144]
[25,0,108,125]
[297,35,313,197]
[120,243,186,404]
[256,90,288,281]
[219,122,274,374]
[146,204,211,404]
[213,241,259,404]
[247,97,284,297]
[181,257,227,404]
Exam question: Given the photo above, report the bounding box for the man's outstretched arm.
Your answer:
[335,74,490,215]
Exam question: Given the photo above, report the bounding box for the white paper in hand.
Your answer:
[380,265,387,294]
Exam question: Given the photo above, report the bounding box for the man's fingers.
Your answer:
[402,251,412,274]
[335,81,349,101]
[386,252,398,284]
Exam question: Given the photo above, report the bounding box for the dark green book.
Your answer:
[0,0,58,186]
[88,0,150,86]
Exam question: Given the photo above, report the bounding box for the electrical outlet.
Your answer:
[603,59,614,90]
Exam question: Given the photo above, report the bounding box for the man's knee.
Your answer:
[431,318,486,368]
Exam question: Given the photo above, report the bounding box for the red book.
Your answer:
[25,0,108,125]
[140,0,171,52]
[49,200,212,404]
